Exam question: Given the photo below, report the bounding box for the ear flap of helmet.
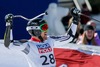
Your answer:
[28,30,41,36]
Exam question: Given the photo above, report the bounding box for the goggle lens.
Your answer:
[40,23,48,32]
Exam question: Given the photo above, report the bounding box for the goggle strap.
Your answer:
[26,26,40,31]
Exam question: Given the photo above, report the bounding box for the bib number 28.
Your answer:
[40,54,55,65]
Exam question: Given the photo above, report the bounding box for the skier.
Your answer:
[6,7,80,67]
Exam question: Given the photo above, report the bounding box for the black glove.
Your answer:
[70,7,81,25]
[72,17,79,25]
[70,7,80,18]
[5,14,14,23]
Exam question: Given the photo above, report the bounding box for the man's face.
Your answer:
[41,31,48,40]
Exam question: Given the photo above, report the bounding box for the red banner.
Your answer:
[54,48,100,67]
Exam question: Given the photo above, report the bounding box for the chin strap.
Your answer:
[38,36,44,42]
[31,30,44,42]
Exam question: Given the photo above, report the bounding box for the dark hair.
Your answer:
[84,25,94,31]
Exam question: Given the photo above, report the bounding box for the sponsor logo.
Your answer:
[36,43,52,54]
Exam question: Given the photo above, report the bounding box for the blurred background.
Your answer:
[58,0,100,14]
[0,0,100,40]
[58,0,100,35]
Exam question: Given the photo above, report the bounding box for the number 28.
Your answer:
[40,54,55,65]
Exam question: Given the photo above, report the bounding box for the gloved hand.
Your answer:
[70,7,80,18]
[5,14,14,23]
[70,7,81,25]
[72,17,79,25]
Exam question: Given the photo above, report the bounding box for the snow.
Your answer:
[0,39,100,67]
[0,40,29,67]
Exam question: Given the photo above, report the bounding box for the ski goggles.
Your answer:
[26,23,48,32]
[40,23,48,32]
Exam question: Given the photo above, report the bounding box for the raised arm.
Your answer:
[50,7,80,43]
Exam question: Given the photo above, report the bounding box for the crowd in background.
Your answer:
[61,3,100,46]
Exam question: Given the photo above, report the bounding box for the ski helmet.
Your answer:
[26,18,48,37]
